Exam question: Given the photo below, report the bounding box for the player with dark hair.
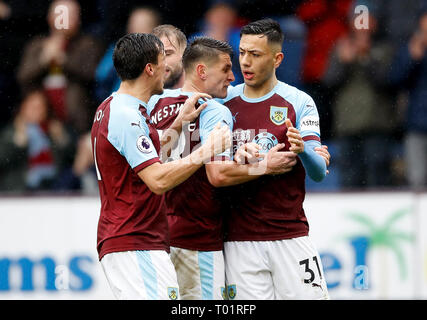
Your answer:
[147,35,306,300]
[146,36,236,300]
[219,18,330,300]
[91,33,231,299]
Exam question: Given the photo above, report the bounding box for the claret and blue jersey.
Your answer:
[220,81,326,242]
[91,92,168,260]
[147,88,233,251]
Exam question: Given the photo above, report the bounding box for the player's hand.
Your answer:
[202,122,231,160]
[315,144,331,175]
[285,119,304,154]
[178,93,212,124]
[262,143,298,175]
[234,142,261,164]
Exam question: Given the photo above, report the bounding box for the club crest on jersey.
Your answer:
[168,287,178,300]
[221,287,227,300]
[227,284,236,300]
[252,132,278,154]
[136,135,153,154]
[270,106,288,125]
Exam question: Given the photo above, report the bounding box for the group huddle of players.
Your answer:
[91,18,331,300]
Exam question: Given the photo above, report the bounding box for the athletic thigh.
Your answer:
[170,247,225,300]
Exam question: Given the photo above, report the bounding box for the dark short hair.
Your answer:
[113,33,164,81]
[240,18,284,46]
[182,36,233,71]
[152,24,187,51]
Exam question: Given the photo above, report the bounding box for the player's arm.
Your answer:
[203,103,298,187]
[160,93,211,150]
[206,143,298,187]
[139,123,231,194]
[299,140,327,182]
[294,97,329,182]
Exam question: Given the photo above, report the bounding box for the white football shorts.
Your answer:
[170,247,226,300]
[100,250,179,300]
[224,236,330,300]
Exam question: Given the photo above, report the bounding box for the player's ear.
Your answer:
[145,63,155,77]
[196,64,207,81]
[274,52,284,69]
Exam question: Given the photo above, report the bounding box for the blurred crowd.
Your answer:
[0,0,427,194]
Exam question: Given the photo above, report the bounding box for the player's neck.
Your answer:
[244,75,278,99]
[117,80,152,104]
[181,80,203,94]
[172,73,185,89]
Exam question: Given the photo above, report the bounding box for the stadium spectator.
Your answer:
[190,1,244,85]
[0,0,50,128]
[355,0,427,49]
[390,11,427,190]
[0,89,76,192]
[16,0,104,135]
[95,6,161,103]
[296,0,354,140]
[323,16,397,188]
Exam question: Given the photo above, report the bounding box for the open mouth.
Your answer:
[243,71,254,80]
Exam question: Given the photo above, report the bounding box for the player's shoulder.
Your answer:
[110,93,142,118]
[147,88,184,114]
[108,93,148,133]
[202,99,232,118]
[218,84,245,104]
[274,81,314,105]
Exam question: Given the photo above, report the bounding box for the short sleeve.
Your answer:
[296,95,321,142]
[199,100,233,159]
[107,109,160,171]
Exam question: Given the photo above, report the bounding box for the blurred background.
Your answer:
[0,0,427,300]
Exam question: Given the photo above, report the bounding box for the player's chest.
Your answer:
[226,98,296,150]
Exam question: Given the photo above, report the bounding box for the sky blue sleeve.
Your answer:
[107,109,159,170]
[296,95,321,141]
[299,140,327,182]
[199,100,233,159]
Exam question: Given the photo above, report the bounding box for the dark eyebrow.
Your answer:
[239,47,262,54]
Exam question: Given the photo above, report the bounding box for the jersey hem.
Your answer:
[224,231,309,242]
[99,244,169,261]
[169,241,223,252]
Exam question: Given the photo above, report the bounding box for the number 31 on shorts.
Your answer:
[299,256,323,284]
